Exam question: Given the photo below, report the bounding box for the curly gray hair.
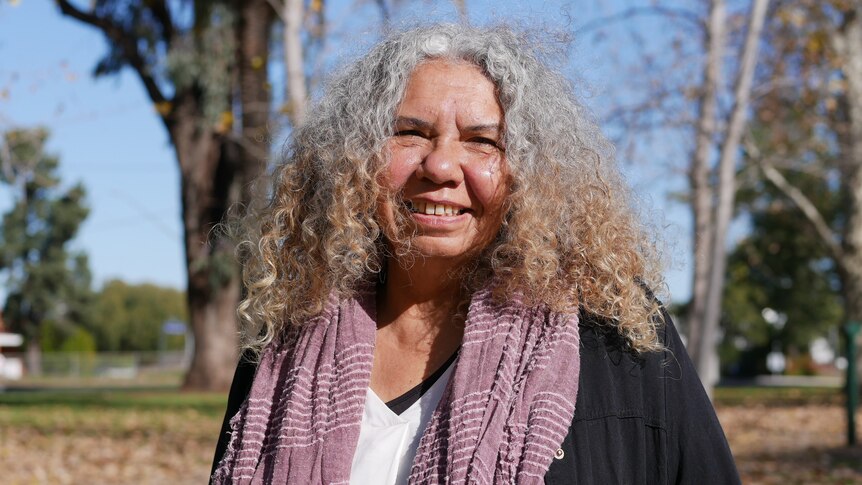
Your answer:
[238,23,666,355]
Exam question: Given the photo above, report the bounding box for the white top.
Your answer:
[349,364,454,485]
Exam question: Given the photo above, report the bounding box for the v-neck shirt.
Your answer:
[349,354,457,485]
[384,350,459,415]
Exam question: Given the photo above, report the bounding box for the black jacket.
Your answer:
[212,310,741,484]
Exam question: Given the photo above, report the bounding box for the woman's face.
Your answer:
[379,59,508,264]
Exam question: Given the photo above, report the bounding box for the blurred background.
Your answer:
[0,0,860,483]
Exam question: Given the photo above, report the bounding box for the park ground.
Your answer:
[0,386,860,484]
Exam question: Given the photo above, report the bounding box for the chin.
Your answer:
[409,239,482,262]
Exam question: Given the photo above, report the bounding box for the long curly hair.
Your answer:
[237,23,667,355]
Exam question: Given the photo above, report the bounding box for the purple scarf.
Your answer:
[212,287,580,484]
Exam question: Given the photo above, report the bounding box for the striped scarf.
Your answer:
[211,286,580,484]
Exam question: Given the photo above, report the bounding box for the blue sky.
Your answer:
[0,0,698,304]
[1,0,183,293]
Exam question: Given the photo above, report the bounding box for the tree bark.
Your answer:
[25,338,41,377]
[171,99,241,390]
[688,0,724,368]
[833,8,862,328]
[180,0,273,390]
[283,0,308,126]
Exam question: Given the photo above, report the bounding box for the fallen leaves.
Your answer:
[0,405,219,484]
[0,398,859,484]
[718,404,862,485]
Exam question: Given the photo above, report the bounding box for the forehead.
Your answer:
[397,59,502,120]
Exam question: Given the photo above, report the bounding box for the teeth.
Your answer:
[408,201,463,216]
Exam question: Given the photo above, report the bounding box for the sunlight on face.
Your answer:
[379,60,508,265]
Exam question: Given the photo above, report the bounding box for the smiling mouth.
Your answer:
[406,200,467,216]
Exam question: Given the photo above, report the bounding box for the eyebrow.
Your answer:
[394,116,502,135]
[464,123,502,135]
[394,116,433,131]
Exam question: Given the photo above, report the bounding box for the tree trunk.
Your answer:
[179,0,273,391]
[237,0,273,195]
[25,338,41,377]
[452,0,467,22]
[699,0,769,396]
[688,0,727,396]
[688,0,725,366]
[55,0,274,391]
[173,111,241,391]
[283,0,308,126]
[835,8,862,330]
[689,0,769,398]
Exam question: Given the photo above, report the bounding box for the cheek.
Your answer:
[383,145,421,191]
[467,155,508,212]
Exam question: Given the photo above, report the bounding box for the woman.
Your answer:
[211,24,740,484]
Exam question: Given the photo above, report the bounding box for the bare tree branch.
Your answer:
[764,158,834,180]
[375,0,390,28]
[452,0,467,23]
[229,132,271,162]
[56,0,168,107]
[283,0,308,126]
[267,0,286,22]
[149,0,174,44]
[760,160,843,261]
[576,6,705,36]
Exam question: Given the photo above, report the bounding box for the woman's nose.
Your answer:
[416,141,464,185]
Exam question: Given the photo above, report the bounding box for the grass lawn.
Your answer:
[0,385,860,484]
[0,388,228,484]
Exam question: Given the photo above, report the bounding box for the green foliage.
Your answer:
[0,128,94,350]
[59,327,97,353]
[87,0,238,128]
[717,1,851,377]
[89,0,173,79]
[38,320,98,353]
[720,139,844,375]
[165,3,236,127]
[85,279,187,352]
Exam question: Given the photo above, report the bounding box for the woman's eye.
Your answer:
[394,130,425,138]
[469,137,502,150]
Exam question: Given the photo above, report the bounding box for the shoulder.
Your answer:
[572,308,677,428]
[544,307,741,485]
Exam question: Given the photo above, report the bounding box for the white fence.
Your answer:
[0,350,190,384]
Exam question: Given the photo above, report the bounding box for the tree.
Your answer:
[743,0,862,375]
[687,0,770,396]
[87,279,187,352]
[720,163,844,375]
[54,0,467,390]
[583,0,769,396]
[57,0,276,390]
[0,128,94,374]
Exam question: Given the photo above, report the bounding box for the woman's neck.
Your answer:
[376,257,465,347]
[369,256,467,401]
